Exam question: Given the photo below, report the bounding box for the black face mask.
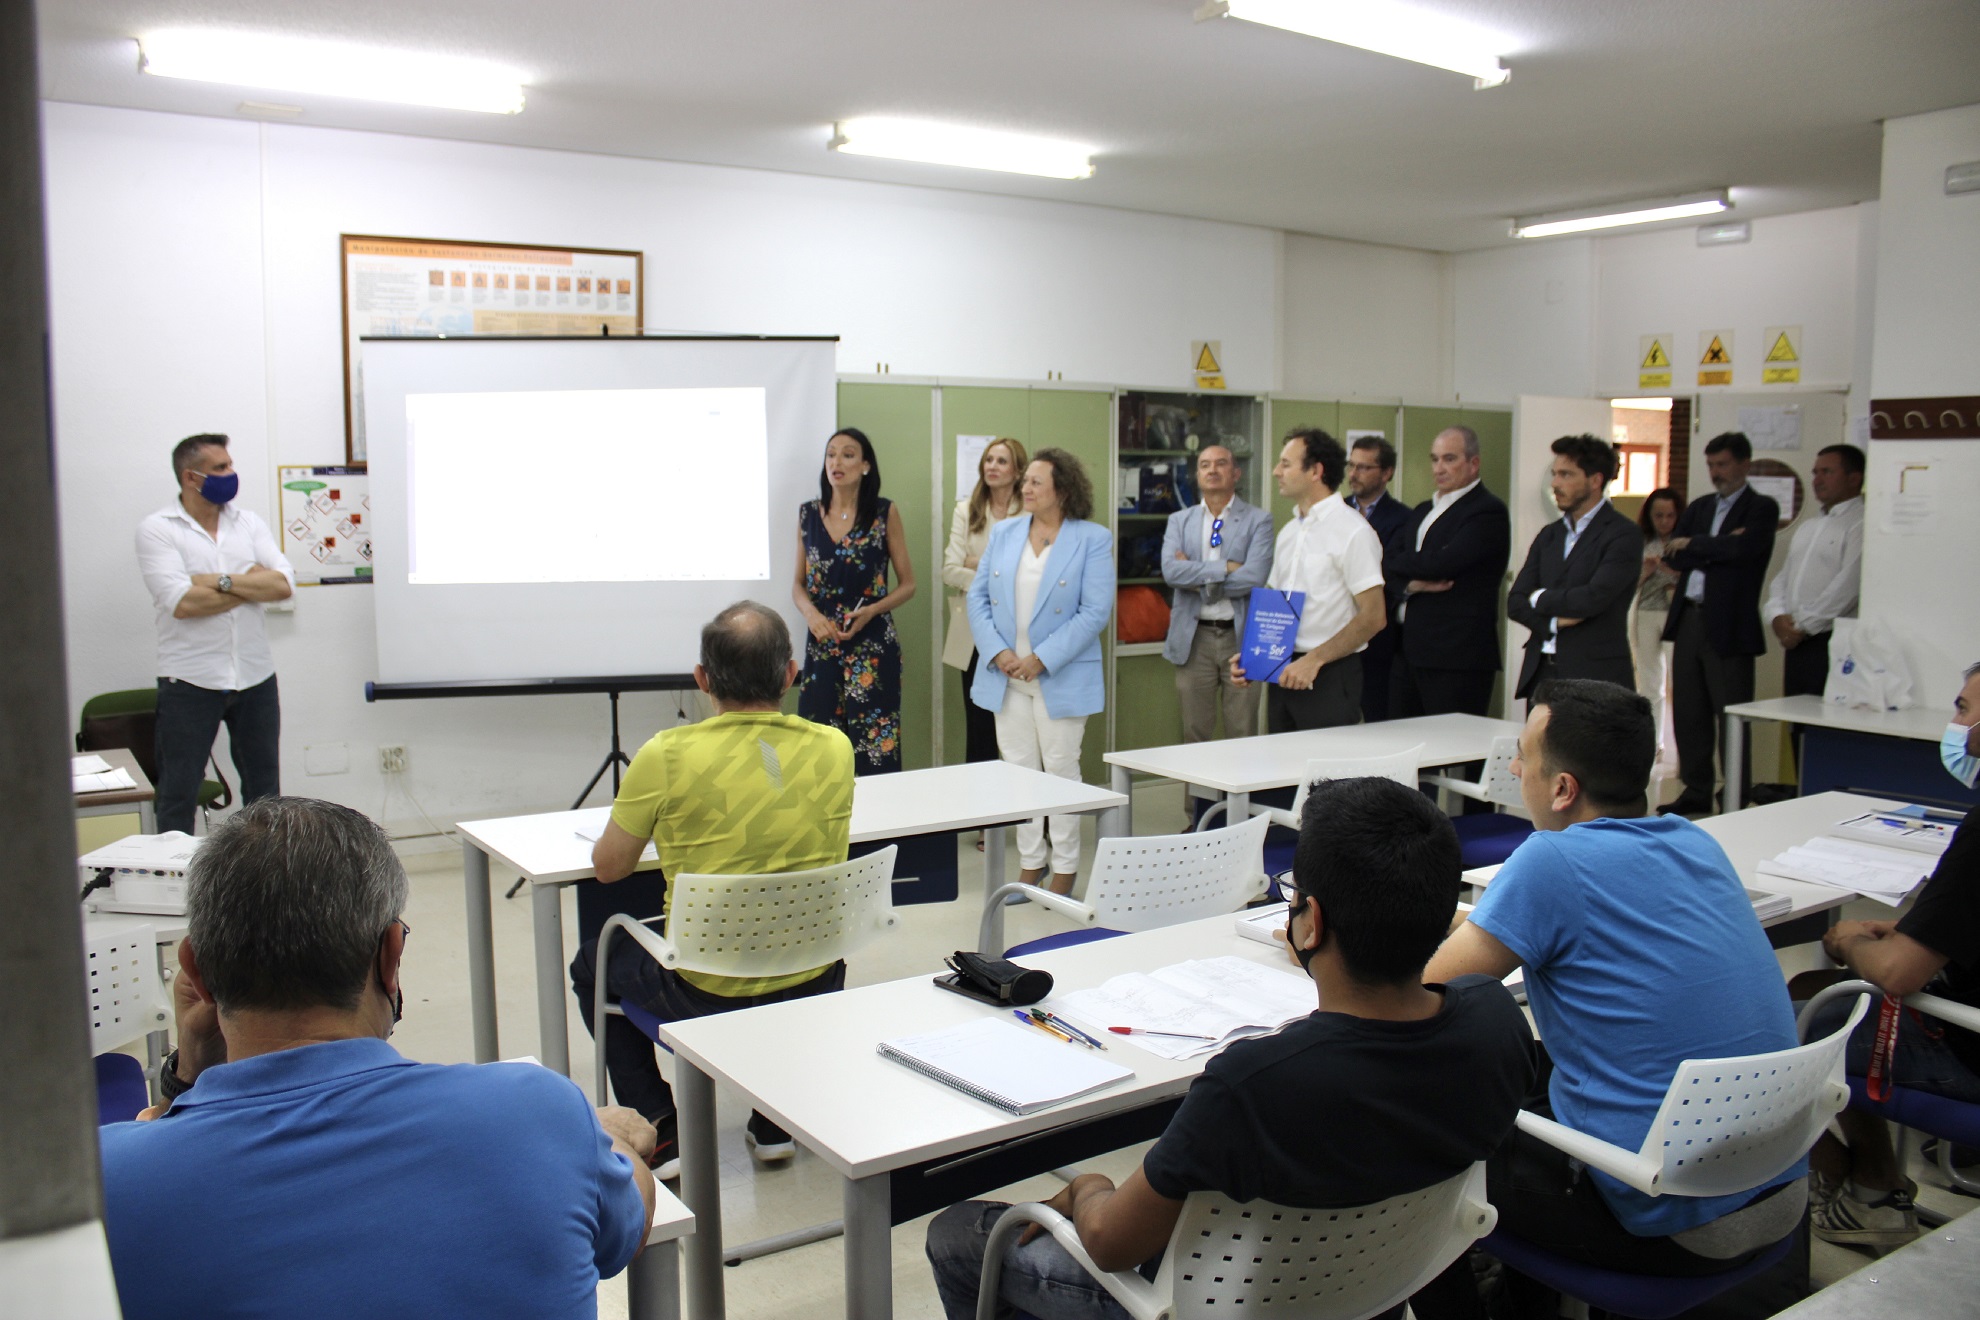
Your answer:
[1288,896,1320,972]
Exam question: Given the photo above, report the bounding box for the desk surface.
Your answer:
[1726,695,1948,743]
[1772,1209,1978,1317]
[74,747,155,808]
[646,1182,694,1246]
[456,760,1128,886]
[1103,713,1520,795]
[658,912,1284,1181]
[1462,791,1901,924]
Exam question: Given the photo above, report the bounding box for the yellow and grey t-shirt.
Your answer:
[610,711,855,996]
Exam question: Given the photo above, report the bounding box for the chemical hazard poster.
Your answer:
[279,466,372,585]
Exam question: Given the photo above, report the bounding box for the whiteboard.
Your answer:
[1861,437,1980,703]
[363,336,837,684]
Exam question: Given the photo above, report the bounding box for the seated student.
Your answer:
[570,600,856,1176]
[1792,660,1980,1251]
[1420,679,1806,1314]
[100,797,655,1320]
[925,776,1535,1320]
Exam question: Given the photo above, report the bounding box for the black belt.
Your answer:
[1198,618,1234,630]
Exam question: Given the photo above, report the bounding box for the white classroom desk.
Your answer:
[1102,712,1520,832]
[1461,791,1902,940]
[73,746,157,834]
[454,761,1127,1074]
[1722,695,1950,815]
[658,908,1285,1320]
[628,1183,695,1320]
[83,910,186,1099]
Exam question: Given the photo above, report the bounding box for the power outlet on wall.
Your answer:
[378,745,408,775]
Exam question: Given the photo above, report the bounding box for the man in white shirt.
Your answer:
[134,434,295,833]
[1229,428,1385,731]
[1764,443,1865,700]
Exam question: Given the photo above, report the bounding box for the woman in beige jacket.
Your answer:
[943,437,1026,763]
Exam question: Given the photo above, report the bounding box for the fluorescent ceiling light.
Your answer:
[1196,0,1510,89]
[1513,190,1731,239]
[1610,398,1674,412]
[139,30,527,115]
[830,117,1094,180]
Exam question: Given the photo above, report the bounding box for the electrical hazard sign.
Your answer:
[1697,330,1734,387]
[1638,334,1673,390]
[1192,340,1225,390]
[1762,325,1802,384]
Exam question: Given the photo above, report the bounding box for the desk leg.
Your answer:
[1227,791,1250,826]
[677,1060,725,1320]
[984,825,1006,897]
[1108,764,1132,837]
[628,1240,682,1320]
[531,880,571,1075]
[463,843,499,1064]
[138,800,156,834]
[843,1172,893,1320]
[1723,713,1745,816]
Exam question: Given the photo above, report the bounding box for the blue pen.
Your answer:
[1031,1008,1107,1050]
[1013,1009,1076,1044]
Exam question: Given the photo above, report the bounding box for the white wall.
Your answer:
[1861,103,1980,702]
[1452,239,1597,405]
[1278,233,1451,401]
[43,102,1286,830]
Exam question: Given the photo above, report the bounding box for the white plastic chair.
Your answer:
[978,815,1269,954]
[84,922,170,1056]
[1518,992,1870,1199]
[1260,745,1426,834]
[1421,736,1524,811]
[591,846,899,1105]
[975,1162,1496,1320]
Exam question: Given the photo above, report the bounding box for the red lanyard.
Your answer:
[1866,994,1903,1102]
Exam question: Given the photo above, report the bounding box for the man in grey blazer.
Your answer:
[1162,445,1274,817]
[1506,435,1642,699]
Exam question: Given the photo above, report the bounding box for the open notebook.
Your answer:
[878,1018,1133,1115]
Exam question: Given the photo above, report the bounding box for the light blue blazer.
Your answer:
[966,515,1115,720]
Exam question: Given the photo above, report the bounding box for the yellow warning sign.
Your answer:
[1638,334,1673,389]
[1195,343,1221,373]
[1191,340,1226,390]
[1697,329,1734,386]
[1761,324,1802,384]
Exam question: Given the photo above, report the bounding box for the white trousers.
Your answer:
[994,678,1088,873]
[1633,606,1672,752]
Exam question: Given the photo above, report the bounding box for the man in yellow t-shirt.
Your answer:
[570,601,854,1176]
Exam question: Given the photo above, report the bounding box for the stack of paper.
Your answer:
[73,754,112,775]
[1756,836,1934,906]
[1744,888,1792,922]
[74,766,139,794]
[1052,956,1316,1060]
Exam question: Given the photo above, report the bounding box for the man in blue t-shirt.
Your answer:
[1423,679,1804,1304]
[925,777,1534,1320]
[99,798,655,1320]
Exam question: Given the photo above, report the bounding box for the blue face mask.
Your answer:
[1943,721,1980,790]
[199,471,239,505]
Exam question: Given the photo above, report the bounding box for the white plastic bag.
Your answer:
[1825,617,1915,711]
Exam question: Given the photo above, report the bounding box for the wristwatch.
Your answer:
[159,1048,194,1101]
[216,574,233,594]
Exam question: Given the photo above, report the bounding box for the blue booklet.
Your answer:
[1240,587,1305,682]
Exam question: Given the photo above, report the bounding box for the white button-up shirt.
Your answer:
[135,501,295,690]
[1762,495,1864,638]
[1415,478,1481,550]
[1267,493,1386,653]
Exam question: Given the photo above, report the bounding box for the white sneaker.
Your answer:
[745,1111,797,1165]
[1811,1178,1919,1253]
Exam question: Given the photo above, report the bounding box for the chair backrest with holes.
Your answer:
[85,922,170,1056]
[1153,1162,1495,1319]
[1084,815,1270,934]
[1285,744,1424,823]
[1477,736,1523,808]
[660,846,898,978]
[1640,992,1867,1198]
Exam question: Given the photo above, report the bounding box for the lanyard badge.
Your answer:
[1865,994,1903,1103]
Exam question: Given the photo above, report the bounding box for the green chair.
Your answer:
[77,688,233,830]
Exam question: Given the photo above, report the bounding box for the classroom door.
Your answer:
[1507,397,1618,711]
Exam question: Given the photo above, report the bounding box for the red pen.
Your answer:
[1108,1027,1218,1041]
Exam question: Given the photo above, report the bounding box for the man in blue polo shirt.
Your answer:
[99,797,656,1320]
[1421,679,1803,1313]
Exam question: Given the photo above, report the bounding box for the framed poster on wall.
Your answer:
[340,235,644,463]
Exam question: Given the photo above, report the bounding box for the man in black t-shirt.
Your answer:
[1792,661,1980,1251]
[925,778,1535,1320]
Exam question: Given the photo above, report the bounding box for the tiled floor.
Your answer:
[316,775,1975,1315]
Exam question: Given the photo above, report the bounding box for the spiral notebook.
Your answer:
[877,1018,1134,1115]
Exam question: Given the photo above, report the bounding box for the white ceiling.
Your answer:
[34,0,1980,252]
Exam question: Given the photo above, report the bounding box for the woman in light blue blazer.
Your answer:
[966,448,1115,893]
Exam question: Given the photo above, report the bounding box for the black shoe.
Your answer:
[646,1112,680,1181]
[745,1110,796,1165]
[1659,791,1715,817]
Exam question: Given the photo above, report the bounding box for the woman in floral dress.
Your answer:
[792,427,917,773]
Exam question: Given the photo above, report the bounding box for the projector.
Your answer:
[79,832,202,916]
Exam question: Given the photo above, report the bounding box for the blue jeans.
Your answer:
[926,1202,1135,1320]
[153,675,280,834]
[1804,995,1980,1102]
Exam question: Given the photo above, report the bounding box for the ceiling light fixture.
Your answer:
[829,118,1095,180]
[139,30,527,115]
[1512,190,1731,239]
[1195,0,1510,89]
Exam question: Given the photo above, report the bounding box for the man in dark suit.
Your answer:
[1660,432,1779,816]
[1344,434,1410,723]
[1507,435,1641,699]
[1384,425,1511,718]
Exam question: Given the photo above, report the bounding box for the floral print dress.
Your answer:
[797,497,902,774]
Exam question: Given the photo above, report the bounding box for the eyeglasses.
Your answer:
[1209,516,1224,549]
[384,918,411,943]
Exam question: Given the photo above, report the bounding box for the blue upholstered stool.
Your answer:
[1481,1226,1796,1320]
[95,1053,150,1125]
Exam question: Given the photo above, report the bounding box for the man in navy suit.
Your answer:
[1384,426,1512,718]
[1507,435,1641,699]
[1660,432,1779,816]
[1345,435,1410,723]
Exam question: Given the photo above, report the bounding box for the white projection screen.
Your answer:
[362,335,838,684]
